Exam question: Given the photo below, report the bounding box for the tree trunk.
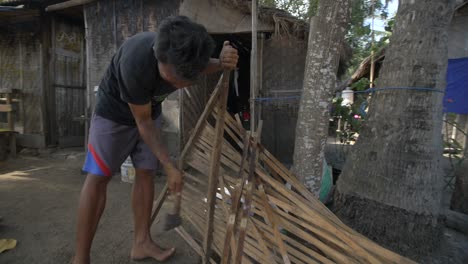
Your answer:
[292,0,350,196]
[334,0,455,260]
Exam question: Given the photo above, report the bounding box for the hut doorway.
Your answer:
[213,34,252,126]
[49,17,86,147]
[180,33,252,145]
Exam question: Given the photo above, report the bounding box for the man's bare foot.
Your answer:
[131,240,176,262]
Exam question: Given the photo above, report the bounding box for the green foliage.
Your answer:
[260,0,396,79]
[260,0,277,8]
[331,92,368,143]
[259,0,318,20]
[331,79,373,142]
[308,0,319,17]
[345,0,395,77]
[351,77,370,91]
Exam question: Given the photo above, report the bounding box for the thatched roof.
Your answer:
[335,48,386,92]
[1,0,309,38]
[220,0,309,39]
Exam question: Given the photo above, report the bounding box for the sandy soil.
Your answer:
[1,148,467,264]
[0,150,198,264]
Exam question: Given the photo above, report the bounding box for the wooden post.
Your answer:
[81,17,88,151]
[150,184,169,223]
[369,0,376,88]
[250,0,258,133]
[6,93,13,131]
[39,12,51,147]
[48,16,58,146]
[202,71,230,264]
[232,121,263,264]
[257,33,264,128]
[5,93,16,158]
[84,6,94,152]
[221,133,251,264]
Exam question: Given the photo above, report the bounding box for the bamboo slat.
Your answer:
[202,71,231,264]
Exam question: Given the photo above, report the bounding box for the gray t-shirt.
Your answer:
[95,32,176,126]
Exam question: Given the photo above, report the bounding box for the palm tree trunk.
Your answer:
[334,0,456,260]
[292,0,350,196]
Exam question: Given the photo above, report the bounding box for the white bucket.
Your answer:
[121,156,135,183]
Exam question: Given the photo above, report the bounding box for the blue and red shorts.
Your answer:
[83,114,160,177]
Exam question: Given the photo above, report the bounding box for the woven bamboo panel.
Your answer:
[154,73,416,264]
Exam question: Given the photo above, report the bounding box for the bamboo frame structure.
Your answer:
[150,73,416,264]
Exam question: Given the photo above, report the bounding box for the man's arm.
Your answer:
[128,102,182,193]
[202,58,223,74]
[202,41,239,74]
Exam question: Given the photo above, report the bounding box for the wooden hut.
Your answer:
[1,0,313,165]
[0,0,85,149]
[78,0,309,163]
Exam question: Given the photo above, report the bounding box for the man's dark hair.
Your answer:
[154,16,215,81]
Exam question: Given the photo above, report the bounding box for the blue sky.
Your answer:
[370,0,399,33]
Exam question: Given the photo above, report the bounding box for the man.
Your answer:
[73,16,238,264]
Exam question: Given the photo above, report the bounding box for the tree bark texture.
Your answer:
[292,0,350,196]
[335,0,456,259]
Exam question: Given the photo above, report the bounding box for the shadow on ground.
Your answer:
[0,151,198,264]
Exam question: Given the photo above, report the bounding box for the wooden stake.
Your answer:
[250,0,258,132]
[221,133,251,264]
[233,124,262,264]
[202,71,231,264]
[150,184,168,224]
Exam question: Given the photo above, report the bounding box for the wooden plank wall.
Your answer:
[84,0,181,155]
[85,0,181,109]
[0,23,44,136]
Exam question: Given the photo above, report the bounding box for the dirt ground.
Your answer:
[0,149,198,264]
[1,148,468,264]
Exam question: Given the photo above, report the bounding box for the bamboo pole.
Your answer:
[46,0,97,12]
[369,0,376,88]
[221,133,251,263]
[202,71,231,264]
[250,0,258,132]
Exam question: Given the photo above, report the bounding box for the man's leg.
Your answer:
[73,174,111,264]
[130,168,175,261]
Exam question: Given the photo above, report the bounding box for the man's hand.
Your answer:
[128,102,184,194]
[219,41,239,70]
[164,163,183,194]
